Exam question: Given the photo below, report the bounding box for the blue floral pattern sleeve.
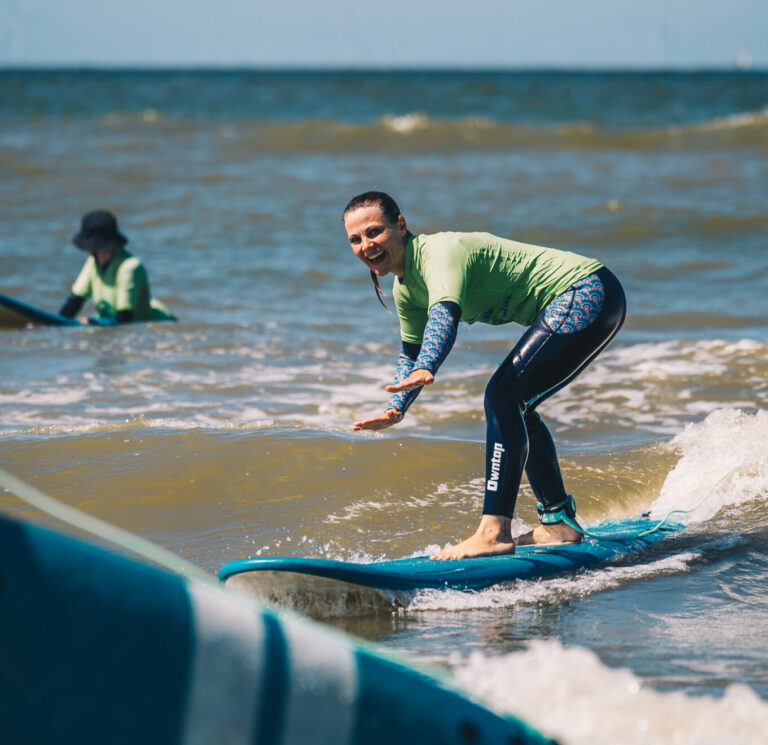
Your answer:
[387,343,420,414]
[387,301,461,415]
[414,301,460,373]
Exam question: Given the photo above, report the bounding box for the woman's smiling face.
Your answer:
[344,204,408,279]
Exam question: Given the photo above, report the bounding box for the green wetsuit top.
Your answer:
[71,247,174,322]
[393,232,603,344]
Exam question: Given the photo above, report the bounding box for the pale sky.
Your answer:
[1,0,766,69]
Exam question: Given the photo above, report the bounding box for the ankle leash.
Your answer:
[536,494,583,533]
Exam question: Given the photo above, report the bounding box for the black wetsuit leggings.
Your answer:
[482,266,626,517]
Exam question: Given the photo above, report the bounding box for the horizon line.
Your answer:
[1,63,766,74]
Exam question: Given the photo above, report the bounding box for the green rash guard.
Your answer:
[71,247,174,322]
[393,232,604,343]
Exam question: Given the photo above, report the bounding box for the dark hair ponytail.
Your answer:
[368,270,387,310]
[343,191,403,311]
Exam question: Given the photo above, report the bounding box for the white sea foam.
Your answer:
[387,338,768,437]
[2,338,765,438]
[380,113,430,133]
[649,408,768,524]
[0,388,89,406]
[693,106,768,132]
[538,339,767,435]
[325,487,475,525]
[405,552,697,612]
[451,639,768,745]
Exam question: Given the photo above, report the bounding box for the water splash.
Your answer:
[405,553,697,613]
[650,409,768,524]
[452,640,768,745]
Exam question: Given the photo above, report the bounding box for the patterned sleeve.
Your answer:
[413,301,460,373]
[387,301,461,415]
[387,342,421,415]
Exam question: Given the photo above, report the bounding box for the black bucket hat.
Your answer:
[72,210,128,253]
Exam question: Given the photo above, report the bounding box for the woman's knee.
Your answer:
[484,366,523,414]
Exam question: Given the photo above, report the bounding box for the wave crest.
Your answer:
[212,108,768,155]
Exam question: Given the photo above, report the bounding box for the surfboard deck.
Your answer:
[220,517,683,594]
[0,292,84,327]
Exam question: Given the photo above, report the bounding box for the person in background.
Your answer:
[343,191,626,560]
[59,210,175,325]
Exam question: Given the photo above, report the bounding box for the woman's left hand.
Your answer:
[353,409,403,431]
[385,368,434,392]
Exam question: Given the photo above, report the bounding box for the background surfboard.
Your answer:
[0,292,177,328]
[0,292,84,328]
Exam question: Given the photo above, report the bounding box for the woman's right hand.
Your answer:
[352,409,403,431]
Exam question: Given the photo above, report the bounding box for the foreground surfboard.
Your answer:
[0,292,84,327]
[0,512,555,745]
[220,517,682,598]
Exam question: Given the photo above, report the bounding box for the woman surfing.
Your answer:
[343,191,626,560]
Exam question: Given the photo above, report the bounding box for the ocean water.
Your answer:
[1,69,768,744]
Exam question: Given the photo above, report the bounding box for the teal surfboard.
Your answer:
[220,517,682,594]
[0,512,554,745]
[0,292,177,328]
[0,292,84,327]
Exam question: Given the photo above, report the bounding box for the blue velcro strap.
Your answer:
[536,495,579,527]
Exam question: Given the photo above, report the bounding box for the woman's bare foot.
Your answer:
[431,514,516,560]
[515,522,582,546]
